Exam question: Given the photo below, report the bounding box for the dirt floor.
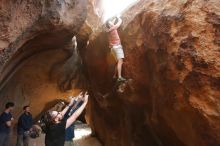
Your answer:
[73,123,102,146]
[74,137,102,146]
[11,122,102,146]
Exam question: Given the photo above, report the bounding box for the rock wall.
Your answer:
[0,0,87,69]
[85,0,220,146]
[0,0,88,118]
[0,0,219,146]
[0,49,78,119]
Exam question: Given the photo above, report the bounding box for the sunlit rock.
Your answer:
[85,0,220,146]
[0,0,219,146]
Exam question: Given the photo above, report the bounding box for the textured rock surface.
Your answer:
[85,0,220,146]
[0,0,87,68]
[0,0,88,117]
[0,0,220,146]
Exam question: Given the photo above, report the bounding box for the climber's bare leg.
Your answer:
[112,46,126,82]
[117,58,123,78]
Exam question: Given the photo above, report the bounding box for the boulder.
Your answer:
[0,0,88,118]
[85,0,220,146]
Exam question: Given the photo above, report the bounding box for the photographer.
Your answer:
[64,94,84,146]
[45,92,89,146]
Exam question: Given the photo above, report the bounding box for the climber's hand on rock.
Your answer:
[116,15,121,19]
[116,15,122,22]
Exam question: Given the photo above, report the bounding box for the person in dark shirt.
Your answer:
[0,102,15,146]
[16,105,33,146]
[64,95,84,146]
[45,92,88,146]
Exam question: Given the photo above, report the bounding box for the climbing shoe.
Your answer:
[117,77,126,82]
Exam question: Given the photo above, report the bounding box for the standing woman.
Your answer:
[45,93,88,146]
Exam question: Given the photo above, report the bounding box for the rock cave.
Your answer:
[0,0,220,146]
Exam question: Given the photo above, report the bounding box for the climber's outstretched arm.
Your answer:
[108,17,122,32]
[114,17,122,28]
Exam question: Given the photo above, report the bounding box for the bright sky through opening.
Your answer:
[102,0,139,22]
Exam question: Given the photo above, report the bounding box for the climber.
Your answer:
[106,16,126,82]
[44,92,88,146]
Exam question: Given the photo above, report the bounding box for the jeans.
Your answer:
[16,134,30,146]
[0,132,10,146]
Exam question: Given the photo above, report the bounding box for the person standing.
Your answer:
[16,105,33,146]
[45,93,89,146]
[64,94,84,146]
[0,102,15,146]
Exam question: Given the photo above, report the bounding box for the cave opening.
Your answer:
[100,0,139,22]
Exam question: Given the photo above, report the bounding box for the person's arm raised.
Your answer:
[66,94,88,129]
[60,98,74,116]
[115,17,122,28]
[107,17,122,32]
[61,92,83,116]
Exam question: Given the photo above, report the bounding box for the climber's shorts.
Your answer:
[111,45,124,60]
